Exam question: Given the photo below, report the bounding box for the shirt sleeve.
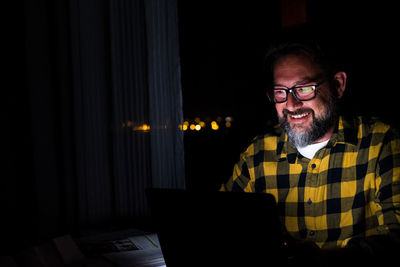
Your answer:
[375,127,400,233]
[220,149,255,193]
[346,126,400,260]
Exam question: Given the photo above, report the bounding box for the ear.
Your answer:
[333,71,347,99]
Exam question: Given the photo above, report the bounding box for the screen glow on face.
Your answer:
[272,85,316,103]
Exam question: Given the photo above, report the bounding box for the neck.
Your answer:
[313,124,335,144]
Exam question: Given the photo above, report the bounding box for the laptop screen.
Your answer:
[146,189,284,266]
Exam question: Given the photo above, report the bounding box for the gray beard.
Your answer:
[281,111,335,148]
[279,95,338,148]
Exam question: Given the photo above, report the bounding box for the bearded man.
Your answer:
[220,36,400,265]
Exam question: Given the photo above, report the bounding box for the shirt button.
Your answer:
[311,163,316,169]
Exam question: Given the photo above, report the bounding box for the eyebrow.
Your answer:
[273,77,318,87]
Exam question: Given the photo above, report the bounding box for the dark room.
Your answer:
[3,0,400,266]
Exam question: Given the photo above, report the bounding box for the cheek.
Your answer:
[310,99,328,117]
[275,104,285,117]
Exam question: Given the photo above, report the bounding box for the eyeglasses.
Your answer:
[268,80,327,103]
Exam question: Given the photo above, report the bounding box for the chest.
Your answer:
[256,146,379,205]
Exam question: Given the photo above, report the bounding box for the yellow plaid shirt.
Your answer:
[221,116,400,249]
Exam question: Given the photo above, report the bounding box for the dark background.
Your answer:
[179,0,400,192]
[3,0,400,256]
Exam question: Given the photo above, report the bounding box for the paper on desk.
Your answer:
[103,234,165,267]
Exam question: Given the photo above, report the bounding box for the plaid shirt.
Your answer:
[221,116,400,249]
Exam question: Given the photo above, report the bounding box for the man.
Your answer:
[220,35,400,265]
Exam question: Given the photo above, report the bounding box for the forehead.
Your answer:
[273,54,322,84]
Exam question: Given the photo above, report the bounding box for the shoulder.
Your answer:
[351,116,400,146]
[241,125,283,159]
[356,116,398,137]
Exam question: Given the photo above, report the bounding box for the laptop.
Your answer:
[146,188,285,266]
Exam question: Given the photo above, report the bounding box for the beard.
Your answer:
[279,92,338,148]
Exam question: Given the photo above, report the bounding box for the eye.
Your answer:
[274,89,286,96]
[299,86,314,93]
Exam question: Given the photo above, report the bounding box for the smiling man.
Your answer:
[272,52,345,150]
[220,34,400,265]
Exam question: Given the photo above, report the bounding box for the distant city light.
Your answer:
[211,121,219,130]
[133,123,150,132]
[225,116,232,122]
[181,116,234,133]
[120,116,234,134]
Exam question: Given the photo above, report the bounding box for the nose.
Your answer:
[285,92,303,111]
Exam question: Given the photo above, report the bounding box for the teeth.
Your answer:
[291,113,309,119]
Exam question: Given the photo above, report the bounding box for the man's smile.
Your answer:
[290,112,310,119]
[283,109,313,126]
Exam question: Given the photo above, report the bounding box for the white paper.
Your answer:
[103,234,165,267]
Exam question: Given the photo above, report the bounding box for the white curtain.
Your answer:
[70,0,185,226]
[107,0,185,219]
[22,0,184,239]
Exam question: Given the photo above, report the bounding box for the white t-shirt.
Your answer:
[297,140,329,159]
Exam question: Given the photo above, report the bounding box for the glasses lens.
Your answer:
[295,86,315,100]
[273,89,287,103]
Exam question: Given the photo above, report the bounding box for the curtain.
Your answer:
[69,0,115,228]
[15,0,185,248]
[144,0,185,189]
[70,0,185,227]
[108,0,185,219]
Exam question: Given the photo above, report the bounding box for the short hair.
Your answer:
[264,27,342,88]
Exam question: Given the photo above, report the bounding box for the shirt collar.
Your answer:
[329,115,358,147]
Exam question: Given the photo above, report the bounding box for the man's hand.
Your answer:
[282,233,369,267]
[282,232,321,265]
